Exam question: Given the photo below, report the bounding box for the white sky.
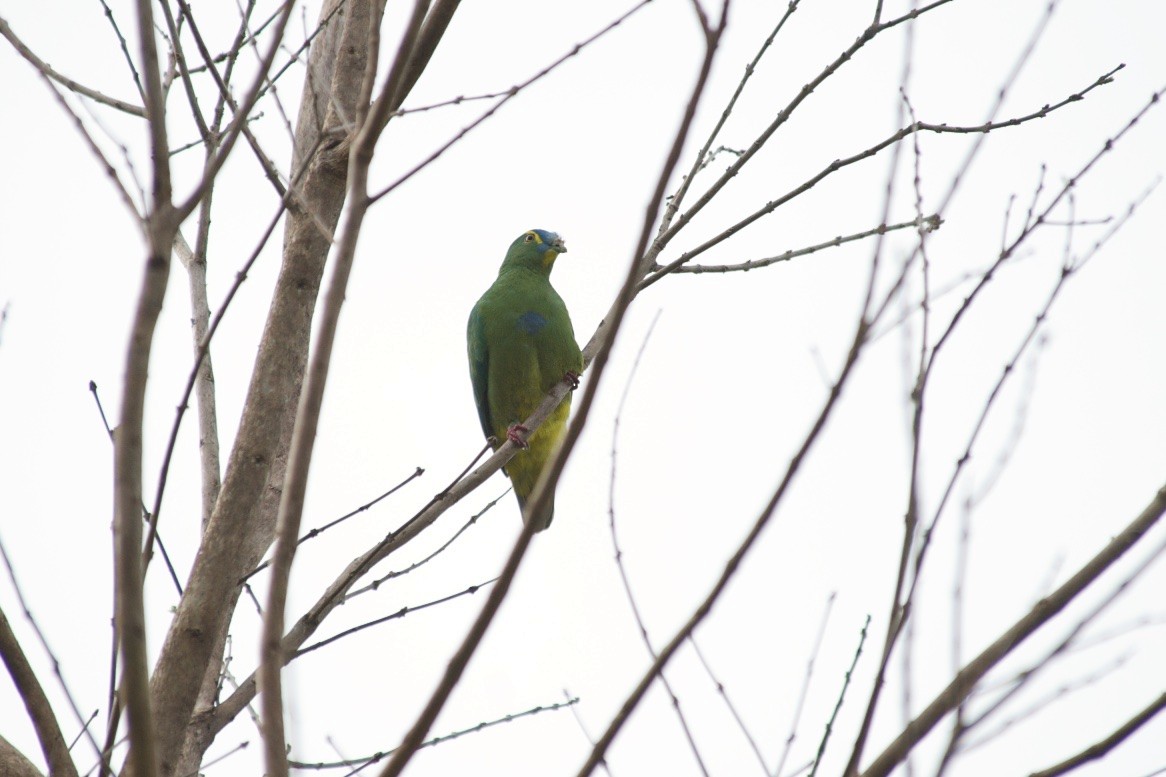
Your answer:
[1,1,1165,776]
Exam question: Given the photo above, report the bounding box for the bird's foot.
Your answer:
[506,423,530,449]
[563,370,581,390]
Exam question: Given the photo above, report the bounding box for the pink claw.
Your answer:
[506,423,530,449]
[563,370,581,390]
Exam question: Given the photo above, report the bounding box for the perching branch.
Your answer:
[374,6,729,777]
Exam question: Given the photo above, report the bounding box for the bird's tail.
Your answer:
[515,492,554,532]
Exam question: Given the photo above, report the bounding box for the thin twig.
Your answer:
[663,216,940,276]
[367,0,651,205]
[563,688,615,777]
[173,1,297,221]
[174,0,294,201]
[179,740,251,776]
[689,637,770,774]
[607,315,710,777]
[242,467,426,582]
[847,66,1161,777]
[294,579,498,658]
[1027,691,1166,777]
[960,498,1166,747]
[653,0,958,258]
[377,8,729,777]
[643,64,1121,292]
[287,697,581,772]
[0,605,80,777]
[962,653,1132,753]
[774,592,836,777]
[809,616,870,777]
[346,490,507,600]
[260,4,433,774]
[898,76,928,777]
[578,142,879,774]
[0,537,98,768]
[23,66,141,220]
[661,0,803,225]
[857,484,1166,777]
[86,381,183,596]
[908,177,1162,632]
[144,135,331,575]
[94,0,146,101]
[0,18,144,115]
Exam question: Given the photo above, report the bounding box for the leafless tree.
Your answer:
[1,1,1163,776]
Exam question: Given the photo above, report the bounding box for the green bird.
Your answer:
[467,228,583,531]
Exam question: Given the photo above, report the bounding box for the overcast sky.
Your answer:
[2,1,1165,776]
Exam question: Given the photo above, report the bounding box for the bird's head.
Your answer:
[501,229,568,275]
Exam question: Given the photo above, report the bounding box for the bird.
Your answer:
[467,228,583,531]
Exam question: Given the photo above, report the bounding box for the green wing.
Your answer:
[467,265,583,531]
[466,302,494,442]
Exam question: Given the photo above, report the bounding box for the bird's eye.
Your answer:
[524,234,535,243]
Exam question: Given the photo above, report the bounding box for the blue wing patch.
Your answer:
[517,311,547,334]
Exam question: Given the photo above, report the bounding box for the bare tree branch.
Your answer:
[809,617,871,777]
[173,0,308,204]
[576,278,873,777]
[0,734,43,777]
[857,483,1166,777]
[259,2,454,773]
[368,0,651,204]
[1027,691,1166,777]
[15,64,142,220]
[661,0,800,226]
[689,637,769,775]
[775,593,836,777]
[578,122,888,770]
[148,0,379,767]
[644,63,1121,291]
[654,0,957,252]
[110,2,181,771]
[607,314,711,775]
[94,0,146,102]
[11,2,1152,775]
[0,17,145,115]
[0,606,78,777]
[294,578,496,658]
[173,232,222,531]
[661,215,940,276]
[173,2,295,221]
[375,6,730,777]
[289,696,580,772]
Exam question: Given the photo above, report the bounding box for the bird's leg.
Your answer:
[506,423,530,449]
[563,370,581,390]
